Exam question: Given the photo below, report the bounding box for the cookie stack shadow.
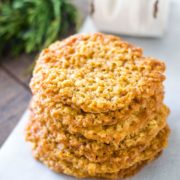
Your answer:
[26,33,170,179]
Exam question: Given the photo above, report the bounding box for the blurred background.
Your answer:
[0,0,88,146]
[0,0,179,147]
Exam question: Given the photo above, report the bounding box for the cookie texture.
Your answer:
[30,33,165,113]
[26,33,170,179]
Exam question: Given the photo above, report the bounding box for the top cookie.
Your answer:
[30,33,165,113]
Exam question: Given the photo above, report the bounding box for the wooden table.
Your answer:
[0,0,88,147]
[0,56,32,146]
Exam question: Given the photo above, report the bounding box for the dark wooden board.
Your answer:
[1,55,34,87]
[0,68,31,146]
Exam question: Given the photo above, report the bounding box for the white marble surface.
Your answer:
[0,1,180,179]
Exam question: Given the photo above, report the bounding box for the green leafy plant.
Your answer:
[0,0,80,57]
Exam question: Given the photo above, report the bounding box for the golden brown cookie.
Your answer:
[29,90,166,145]
[27,102,169,153]
[26,125,169,177]
[30,33,165,113]
[31,88,164,128]
[94,151,162,179]
[26,104,169,166]
[26,33,170,179]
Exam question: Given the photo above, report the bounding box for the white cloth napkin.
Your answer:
[91,0,170,37]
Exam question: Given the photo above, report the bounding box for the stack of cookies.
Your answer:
[26,33,170,179]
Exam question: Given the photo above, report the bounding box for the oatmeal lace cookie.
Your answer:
[30,33,165,113]
[26,33,170,179]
